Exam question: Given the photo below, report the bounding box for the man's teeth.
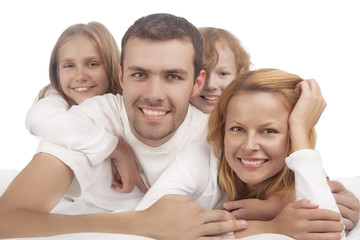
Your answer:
[241,159,266,165]
[143,109,166,116]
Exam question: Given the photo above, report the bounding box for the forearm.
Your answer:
[0,208,142,238]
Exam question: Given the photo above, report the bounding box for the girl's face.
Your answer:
[191,43,236,114]
[224,92,289,189]
[58,34,109,104]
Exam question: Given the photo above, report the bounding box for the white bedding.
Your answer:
[1,169,359,240]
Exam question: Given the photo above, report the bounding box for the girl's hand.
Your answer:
[110,139,148,193]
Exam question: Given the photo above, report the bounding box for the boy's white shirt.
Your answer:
[36,93,209,212]
[25,88,118,163]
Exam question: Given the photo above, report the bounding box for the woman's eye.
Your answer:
[230,126,243,132]
[262,129,278,134]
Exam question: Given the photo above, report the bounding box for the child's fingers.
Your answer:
[136,175,148,193]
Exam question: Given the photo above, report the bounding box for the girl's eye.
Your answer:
[88,61,99,68]
[63,63,73,68]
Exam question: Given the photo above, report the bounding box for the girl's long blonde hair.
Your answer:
[41,21,122,106]
[207,68,316,201]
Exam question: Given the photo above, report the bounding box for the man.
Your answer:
[0,13,246,240]
[0,13,357,239]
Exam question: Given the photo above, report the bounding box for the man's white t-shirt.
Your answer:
[37,93,209,212]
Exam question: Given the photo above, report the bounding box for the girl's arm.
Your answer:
[25,88,118,164]
[25,88,145,193]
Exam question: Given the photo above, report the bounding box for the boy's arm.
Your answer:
[25,89,118,165]
[234,199,344,240]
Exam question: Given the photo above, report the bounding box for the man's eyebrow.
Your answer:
[163,69,188,76]
[127,66,148,72]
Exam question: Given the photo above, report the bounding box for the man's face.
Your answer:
[119,38,204,147]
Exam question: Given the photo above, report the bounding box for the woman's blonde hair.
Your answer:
[207,68,316,201]
[41,21,122,106]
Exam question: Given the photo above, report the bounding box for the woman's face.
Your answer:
[190,43,236,114]
[224,92,289,189]
[58,34,109,104]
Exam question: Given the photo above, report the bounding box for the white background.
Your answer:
[0,0,359,178]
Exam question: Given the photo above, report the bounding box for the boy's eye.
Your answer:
[220,71,230,77]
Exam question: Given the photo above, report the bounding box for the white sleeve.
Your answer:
[286,149,339,211]
[25,88,118,165]
[135,153,198,211]
[135,142,211,211]
[286,149,346,239]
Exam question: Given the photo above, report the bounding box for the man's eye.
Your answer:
[168,75,180,80]
[134,73,145,78]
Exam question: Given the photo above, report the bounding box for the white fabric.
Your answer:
[12,233,154,240]
[25,88,118,165]
[37,93,208,212]
[286,149,340,212]
[136,143,346,239]
[136,142,224,211]
[286,149,346,239]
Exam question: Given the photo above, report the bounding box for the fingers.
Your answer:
[223,201,241,211]
[198,210,247,237]
[292,199,319,209]
[136,175,148,193]
[328,180,360,231]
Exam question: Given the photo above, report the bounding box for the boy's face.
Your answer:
[191,43,236,114]
[119,38,204,147]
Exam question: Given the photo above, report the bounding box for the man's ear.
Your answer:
[118,64,124,88]
[191,70,206,97]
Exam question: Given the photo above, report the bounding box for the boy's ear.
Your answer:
[118,64,124,88]
[191,70,206,97]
